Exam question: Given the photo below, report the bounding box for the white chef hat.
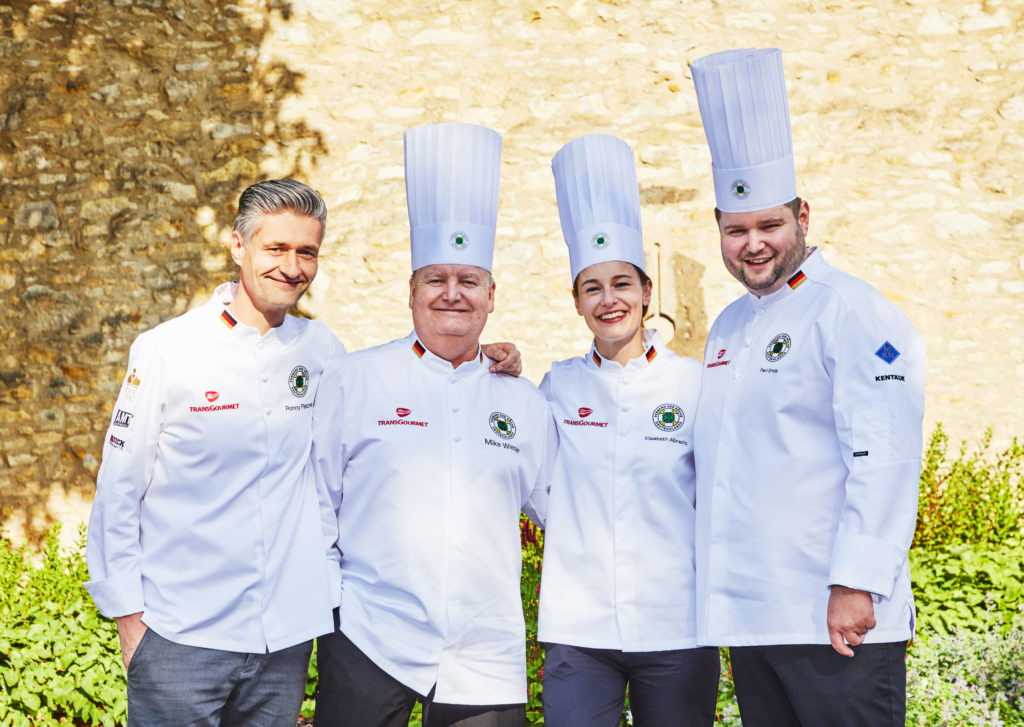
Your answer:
[404,122,502,272]
[551,133,645,284]
[690,48,796,214]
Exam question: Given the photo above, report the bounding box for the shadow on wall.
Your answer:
[0,0,323,542]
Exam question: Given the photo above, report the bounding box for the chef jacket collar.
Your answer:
[742,246,823,313]
[586,328,666,372]
[210,281,300,345]
[407,331,485,377]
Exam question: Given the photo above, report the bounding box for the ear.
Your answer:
[798,199,810,236]
[229,230,246,267]
[642,278,653,307]
[573,289,584,317]
[487,279,496,314]
[408,275,416,311]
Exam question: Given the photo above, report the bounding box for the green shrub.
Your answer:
[0,525,125,727]
[915,424,1024,547]
[906,616,1024,726]
[911,540,1024,636]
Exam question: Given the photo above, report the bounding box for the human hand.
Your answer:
[115,611,148,670]
[482,341,522,376]
[827,585,876,657]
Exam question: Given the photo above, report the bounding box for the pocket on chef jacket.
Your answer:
[850,405,892,464]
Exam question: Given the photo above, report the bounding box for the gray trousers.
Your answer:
[126,628,313,727]
[541,642,720,727]
[730,642,908,727]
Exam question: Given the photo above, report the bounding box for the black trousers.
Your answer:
[314,616,525,727]
[730,642,907,727]
[542,642,720,727]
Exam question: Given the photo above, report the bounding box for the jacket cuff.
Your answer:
[828,533,905,600]
[85,572,145,618]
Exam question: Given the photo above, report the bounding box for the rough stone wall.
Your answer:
[0,0,324,540]
[265,0,1024,448]
[1,0,1023,541]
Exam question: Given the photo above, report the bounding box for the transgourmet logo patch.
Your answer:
[378,407,428,427]
[707,349,730,368]
[489,412,517,440]
[289,366,309,398]
[564,406,608,428]
[765,333,792,362]
[875,341,901,364]
[652,403,684,432]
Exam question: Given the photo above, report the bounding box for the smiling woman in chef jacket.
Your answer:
[537,134,720,727]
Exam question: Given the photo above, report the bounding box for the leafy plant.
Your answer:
[0,525,126,727]
[915,424,1024,547]
[911,540,1024,636]
[906,616,1024,726]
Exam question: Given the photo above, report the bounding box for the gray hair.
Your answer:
[233,178,327,245]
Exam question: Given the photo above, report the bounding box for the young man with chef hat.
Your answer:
[312,122,554,727]
[690,48,926,726]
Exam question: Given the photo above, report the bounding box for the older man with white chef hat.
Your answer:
[313,122,554,727]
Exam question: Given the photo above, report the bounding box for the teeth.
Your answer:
[598,312,625,320]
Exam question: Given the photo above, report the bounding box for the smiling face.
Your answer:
[230,210,323,328]
[409,264,495,365]
[717,199,810,297]
[574,260,652,354]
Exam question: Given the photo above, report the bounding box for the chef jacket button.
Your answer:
[619,429,627,437]
[744,339,751,347]
[262,375,269,383]
[449,375,457,383]
[620,405,629,412]
[264,408,271,415]
[453,435,462,442]
[451,405,459,413]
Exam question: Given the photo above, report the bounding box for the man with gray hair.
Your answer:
[86,178,343,725]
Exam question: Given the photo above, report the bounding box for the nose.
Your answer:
[600,287,617,305]
[279,250,302,279]
[442,279,461,300]
[744,231,767,254]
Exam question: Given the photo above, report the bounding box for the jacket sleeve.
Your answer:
[521,392,556,530]
[826,297,926,598]
[311,344,348,608]
[85,332,164,618]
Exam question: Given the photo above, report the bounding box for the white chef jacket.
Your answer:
[86,282,343,653]
[313,332,554,705]
[693,250,925,646]
[538,330,701,652]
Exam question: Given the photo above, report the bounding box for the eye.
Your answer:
[583,285,600,294]
[614,280,632,288]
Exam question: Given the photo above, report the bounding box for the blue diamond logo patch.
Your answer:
[875,341,900,364]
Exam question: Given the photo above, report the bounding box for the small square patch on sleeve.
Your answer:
[875,341,900,364]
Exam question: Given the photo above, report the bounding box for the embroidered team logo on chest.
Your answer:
[765,333,792,362]
[652,403,684,432]
[489,412,517,440]
[289,366,310,398]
